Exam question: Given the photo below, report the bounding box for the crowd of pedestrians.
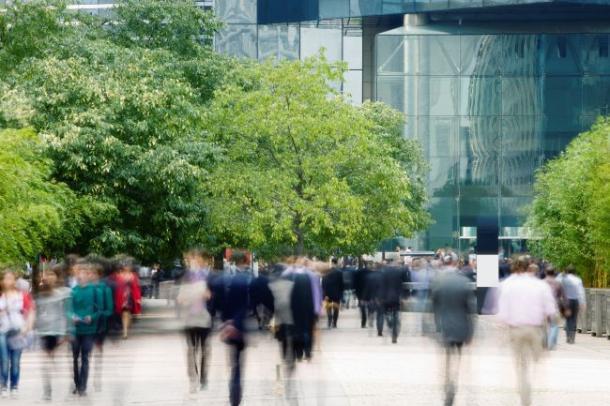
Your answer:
[0,248,589,405]
[0,255,141,399]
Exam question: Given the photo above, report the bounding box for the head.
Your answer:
[232,252,249,268]
[511,255,529,274]
[545,265,556,278]
[565,265,576,275]
[527,263,539,275]
[40,264,64,292]
[74,260,94,286]
[114,255,137,276]
[1,270,17,292]
[184,248,212,271]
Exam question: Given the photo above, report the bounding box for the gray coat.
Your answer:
[431,272,476,345]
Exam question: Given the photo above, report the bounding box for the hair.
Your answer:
[565,265,576,274]
[331,258,338,265]
[231,251,248,266]
[39,264,64,293]
[113,255,137,273]
[545,265,556,276]
[511,255,529,274]
[527,263,539,274]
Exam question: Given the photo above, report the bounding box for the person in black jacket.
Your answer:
[322,260,344,328]
[380,260,410,343]
[431,269,476,406]
[354,263,372,328]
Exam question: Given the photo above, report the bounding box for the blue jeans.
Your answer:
[547,322,559,350]
[0,333,22,389]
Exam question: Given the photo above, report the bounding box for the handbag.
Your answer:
[6,329,30,351]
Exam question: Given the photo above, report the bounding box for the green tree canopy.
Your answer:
[0,0,232,263]
[527,118,610,287]
[0,128,82,265]
[206,57,429,259]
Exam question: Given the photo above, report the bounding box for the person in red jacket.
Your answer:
[110,257,141,340]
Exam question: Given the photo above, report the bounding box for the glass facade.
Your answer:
[377,25,610,249]
[215,0,364,104]
[259,0,610,23]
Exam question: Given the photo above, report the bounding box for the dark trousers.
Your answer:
[565,299,579,343]
[278,325,295,371]
[185,327,210,387]
[444,342,463,406]
[228,338,245,406]
[293,328,312,361]
[358,301,367,327]
[326,302,339,328]
[72,334,95,394]
[377,303,400,341]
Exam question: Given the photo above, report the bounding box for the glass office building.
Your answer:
[251,0,610,252]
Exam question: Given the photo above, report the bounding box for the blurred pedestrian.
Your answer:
[561,265,586,344]
[177,250,213,393]
[543,265,566,350]
[150,264,162,299]
[497,256,557,406]
[35,264,71,401]
[431,267,476,406]
[354,262,372,328]
[217,252,251,406]
[283,259,319,361]
[0,269,35,398]
[269,267,295,373]
[322,259,344,329]
[88,258,113,392]
[110,257,142,340]
[69,261,100,396]
[379,259,410,343]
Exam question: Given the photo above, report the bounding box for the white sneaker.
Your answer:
[1,388,8,398]
[10,388,18,398]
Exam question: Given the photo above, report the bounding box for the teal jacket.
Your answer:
[70,283,100,335]
[96,281,114,320]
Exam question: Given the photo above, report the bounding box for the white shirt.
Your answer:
[497,273,557,327]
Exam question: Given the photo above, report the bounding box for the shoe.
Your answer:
[10,388,18,399]
[392,337,397,344]
[200,382,208,391]
[377,332,383,337]
[1,388,8,398]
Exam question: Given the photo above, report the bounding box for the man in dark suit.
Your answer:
[380,260,410,343]
[322,259,344,328]
[217,253,251,406]
[354,262,373,328]
[431,269,476,406]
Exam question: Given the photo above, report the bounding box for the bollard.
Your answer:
[591,290,602,336]
[606,291,610,340]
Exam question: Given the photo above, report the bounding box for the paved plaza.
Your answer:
[12,305,610,406]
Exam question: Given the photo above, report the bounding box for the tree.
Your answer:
[527,118,610,287]
[206,56,429,259]
[0,128,82,265]
[0,0,233,263]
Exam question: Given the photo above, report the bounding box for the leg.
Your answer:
[93,336,105,392]
[78,335,95,394]
[390,307,400,343]
[8,348,21,390]
[359,301,367,328]
[229,340,245,406]
[71,337,82,392]
[332,303,339,328]
[198,329,210,388]
[0,334,8,390]
[122,311,131,339]
[185,328,198,392]
[376,303,384,336]
[326,304,333,329]
[367,302,375,328]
